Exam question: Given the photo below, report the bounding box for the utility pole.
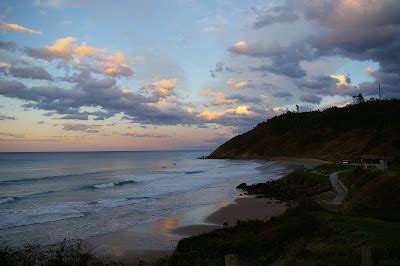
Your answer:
[379,83,381,100]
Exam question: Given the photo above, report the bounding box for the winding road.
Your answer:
[328,171,349,205]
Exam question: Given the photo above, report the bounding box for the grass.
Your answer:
[313,163,356,175]
[283,169,332,191]
[339,168,400,222]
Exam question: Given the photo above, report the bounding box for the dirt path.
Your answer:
[328,171,349,205]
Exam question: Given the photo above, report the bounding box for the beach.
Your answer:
[88,196,288,264]
[86,157,327,264]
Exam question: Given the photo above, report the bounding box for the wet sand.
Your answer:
[171,196,287,236]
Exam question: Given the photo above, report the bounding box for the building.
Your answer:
[360,155,394,170]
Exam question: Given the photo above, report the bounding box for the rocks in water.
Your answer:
[236,183,247,189]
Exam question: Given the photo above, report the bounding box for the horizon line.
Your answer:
[0,149,212,154]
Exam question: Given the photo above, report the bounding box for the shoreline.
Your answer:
[90,157,329,263]
[170,157,329,238]
[171,196,287,237]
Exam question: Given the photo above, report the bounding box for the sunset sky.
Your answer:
[0,0,399,152]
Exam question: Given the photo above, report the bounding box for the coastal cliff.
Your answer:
[209,99,400,162]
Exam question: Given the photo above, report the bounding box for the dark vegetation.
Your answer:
[237,170,332,201]
[209,99,400,162]
[0,239,101,266]
[339,168,400,222]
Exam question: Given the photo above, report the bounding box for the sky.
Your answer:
[0,0,399,152]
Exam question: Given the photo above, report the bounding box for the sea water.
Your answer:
[0,151,289,247]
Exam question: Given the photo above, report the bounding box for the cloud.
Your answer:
[272,107,282,113]
[253,6,299,29]
[226,94,262,104]
[94,51,134,77]
[0,114,16,120]
[145,79,177,98]
[24,37,134,78]
[62,123,101,133]
[200,88,234,106]
[330,74,350,86]
[200,105,256,121]
[296,74,359,96]
[229,40,283,57]
[24,37,106,60]
[300,94,322,104]
[209,62,239,78]
[33,0,84,8]
[225,79,251,89]
[250,61,306,78]
[272,91,293,99]
[0,20,42,35]
[0,132,23,138]
[230,40,315,78]
[121,131,169,138]
[247,0,400,97]
[60,114,89,120]
[200,14,228,33]
[0,41,17,51]
[0,75,195,127]
[0,63,11,70]
[9,66,53,80]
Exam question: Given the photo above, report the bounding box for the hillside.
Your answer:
[209,99,400,162]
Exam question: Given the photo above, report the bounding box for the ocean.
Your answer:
[0,151,289,249]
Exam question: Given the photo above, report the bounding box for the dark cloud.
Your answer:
[226,94,262,104]
[253,6,299,29]
[295,75,335,90]
[237,0,400,98]
[238,41,319,78]
[0,132,23,138]
[295,75,360,96]
[60,114,89,120]
[9,66,53,80]
[0,41,16,52]
[300,94,322,104]
[229,41,283,57]
[24,46,67,61]
[0,76,205,127]
[273,91,293,99]
[209,62,239,78]
[250,61,306,78]
[0,114,16,120]
[121,132,169,138]
[62,123,101,133]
